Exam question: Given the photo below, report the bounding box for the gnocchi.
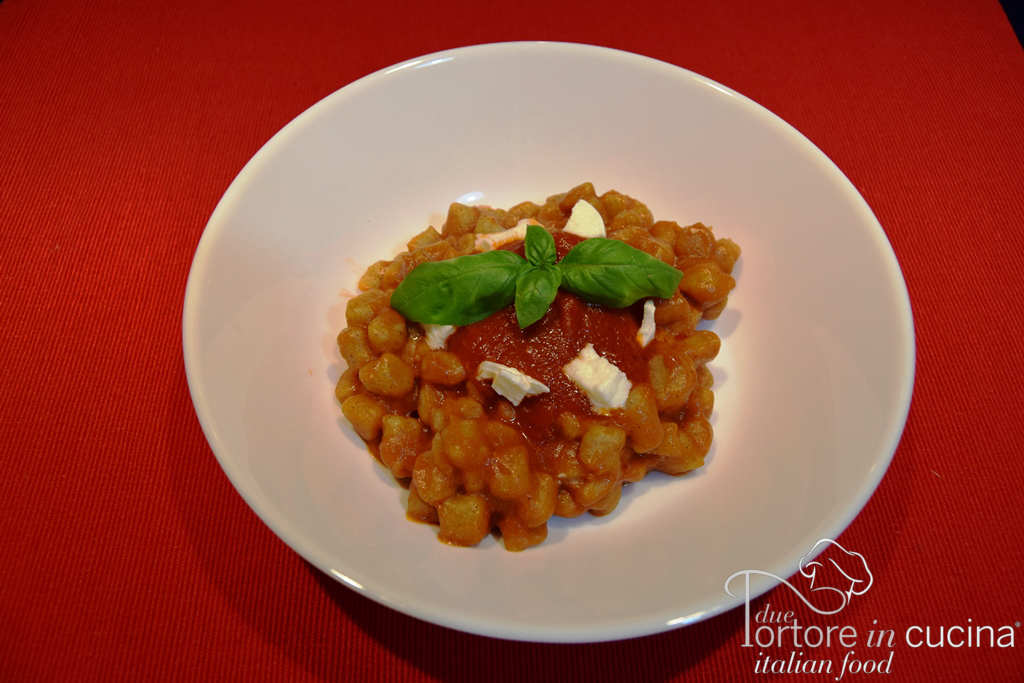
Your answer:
[335,184,740,550]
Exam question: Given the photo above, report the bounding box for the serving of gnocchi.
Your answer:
[335,183,740,550]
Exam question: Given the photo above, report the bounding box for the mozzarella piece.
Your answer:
[423,323,457,350]
[563,344,632,411]
[476,361,550,406]
[637,299,656,347]
[474,218,538,251]
[562,199,606,239]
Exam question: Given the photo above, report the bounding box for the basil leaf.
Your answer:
[515,264,561,329]
[390,250,526,325]
[557,238,682,307]
[524,224,556,267]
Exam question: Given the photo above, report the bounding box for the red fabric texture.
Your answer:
[2,0,1023,680]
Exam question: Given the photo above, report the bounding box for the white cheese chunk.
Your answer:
[563,343,632,412]
[476,360,550,406]
[562,199,606,239]
[474,218,538,251]
[637,299,656,347]
[423,323,457,350]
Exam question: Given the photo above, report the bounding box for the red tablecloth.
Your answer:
[3,0,1023,680]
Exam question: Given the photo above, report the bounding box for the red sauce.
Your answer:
[448,232,649,442]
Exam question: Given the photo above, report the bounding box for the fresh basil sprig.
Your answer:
[389,249,525,325]
[523,223,557,267]
[389,223,682,329]
[514,226,562,328]
[558,237,682,307]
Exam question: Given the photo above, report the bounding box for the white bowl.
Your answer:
[183,42,914,642]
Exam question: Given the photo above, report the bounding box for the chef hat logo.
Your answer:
[798,538,873,611]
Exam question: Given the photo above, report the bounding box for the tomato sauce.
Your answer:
[447,232,649,442]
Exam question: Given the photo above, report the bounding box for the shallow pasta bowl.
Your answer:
[182,42,914,642]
